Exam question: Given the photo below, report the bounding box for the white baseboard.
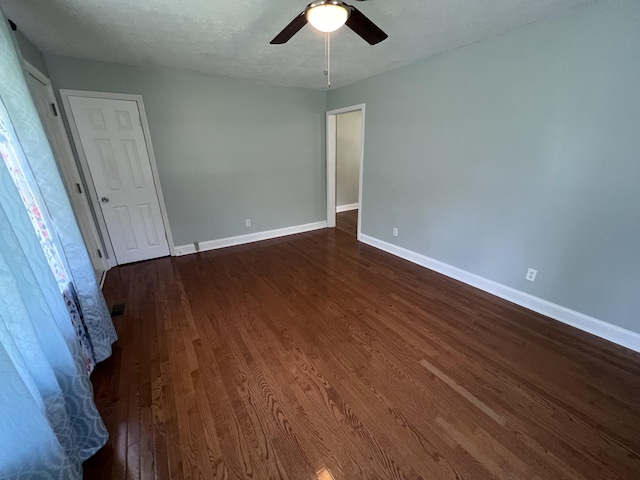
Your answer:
[175,221,328,257]
[174,244,197,256]
[359,234,640,353]
[336,203,359,213]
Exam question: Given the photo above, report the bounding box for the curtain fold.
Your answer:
[0,190,107,478]
[0,28,116,365]
[0,10,117,479]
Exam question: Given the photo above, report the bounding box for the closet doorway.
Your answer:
[326,104,364,238]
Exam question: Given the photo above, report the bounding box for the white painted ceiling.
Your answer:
[2,0,595,90]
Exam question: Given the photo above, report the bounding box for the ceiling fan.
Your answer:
[270,0,388,45]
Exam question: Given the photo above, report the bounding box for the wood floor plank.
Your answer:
[85,228,640,479]
[336,209,358,236]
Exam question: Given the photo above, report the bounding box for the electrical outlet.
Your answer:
[392,227,398,237]
[245,219,251,227]
[525,268,537,282]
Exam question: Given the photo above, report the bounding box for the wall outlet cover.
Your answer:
[526,268,538,282]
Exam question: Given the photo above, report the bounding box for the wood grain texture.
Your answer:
[336,209,357,236]
[84,227,640,479]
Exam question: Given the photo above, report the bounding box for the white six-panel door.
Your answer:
[67,96,170,264]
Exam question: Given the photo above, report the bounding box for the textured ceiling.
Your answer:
[2,0,595,90]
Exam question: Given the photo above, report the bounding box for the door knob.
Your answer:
[101,197,110,203]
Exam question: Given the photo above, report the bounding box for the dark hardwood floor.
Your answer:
[85,228,640,479]
[336,209,358,236]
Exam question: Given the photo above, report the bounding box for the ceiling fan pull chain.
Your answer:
[324,32,327,77]
[323,33,329,88]
[327,32,332,88]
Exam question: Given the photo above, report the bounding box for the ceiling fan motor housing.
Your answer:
[305,0,351,15]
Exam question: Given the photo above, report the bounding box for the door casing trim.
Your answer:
[23,63,109,278]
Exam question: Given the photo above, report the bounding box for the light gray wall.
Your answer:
[327,0,640,333]
[44,56,327,246]
[13,30,48,75]
[336,111,361,208]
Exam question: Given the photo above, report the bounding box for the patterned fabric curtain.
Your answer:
[0,11,117,479]
[1,115,98,372]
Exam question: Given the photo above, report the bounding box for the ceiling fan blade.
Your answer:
[270,12,308,44]
[345,6,388,45]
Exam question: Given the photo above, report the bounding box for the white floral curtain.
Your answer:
[0,11,117,479]
[0,111,100,371]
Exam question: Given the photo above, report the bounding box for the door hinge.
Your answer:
[97,248,103,259]
[75,183,83,194]
[50,103,58,117]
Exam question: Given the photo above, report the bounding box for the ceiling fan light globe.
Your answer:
[306,4,349,33]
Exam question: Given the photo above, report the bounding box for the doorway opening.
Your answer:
[326,104,365,239]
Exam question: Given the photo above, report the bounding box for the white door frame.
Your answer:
[23,62,109,279]
[60,89,176,265]
[326,104,365,239]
